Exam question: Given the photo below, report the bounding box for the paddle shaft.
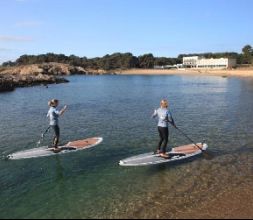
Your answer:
[37,126,51,146]
[42,126,51,137]
[173,125,204,152]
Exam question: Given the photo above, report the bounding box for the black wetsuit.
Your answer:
[157,126,169,154]
[51,125,60,147]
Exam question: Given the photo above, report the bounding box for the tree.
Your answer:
[242,45,253,64]
[2,61,16,67]
[8,48,252,70]
[69,55,82,66]
[138,54,155,68]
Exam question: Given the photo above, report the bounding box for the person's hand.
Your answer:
[152,109,157,118]
[60,105,67,115]
[62,105,68,112]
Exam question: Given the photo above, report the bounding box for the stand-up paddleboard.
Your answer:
[7,137,103,160]
[119,143,208,167]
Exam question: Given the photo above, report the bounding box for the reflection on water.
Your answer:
[0,75,253,218]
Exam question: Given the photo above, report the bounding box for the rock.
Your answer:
[1,63,112,76]
[20,65,44,75]
[69,66,87,75]
[15,74,69,87]
[0,72,68,93]
[0,76,15,92]
[0,62,112,92]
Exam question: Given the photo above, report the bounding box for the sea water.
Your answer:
[1,75,253,218]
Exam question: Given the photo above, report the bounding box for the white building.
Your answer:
[183,56,237,69]
[182,56,199,68]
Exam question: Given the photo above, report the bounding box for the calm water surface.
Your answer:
[0,75,253,218]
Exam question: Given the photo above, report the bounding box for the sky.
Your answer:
[0,0,253,63]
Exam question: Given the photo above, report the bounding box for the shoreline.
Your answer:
[1,65,253,93]
[115,68,253,77]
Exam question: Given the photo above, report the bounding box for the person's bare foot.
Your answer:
[160,153,169,159]
[155,150,161,154]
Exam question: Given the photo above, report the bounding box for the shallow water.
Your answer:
[0,75,253,219]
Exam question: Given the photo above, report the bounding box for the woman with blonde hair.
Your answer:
[152,99,175,158]
[47,99,67,152]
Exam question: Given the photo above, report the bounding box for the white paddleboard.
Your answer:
[7,137,103,160]
[119,143,208,167]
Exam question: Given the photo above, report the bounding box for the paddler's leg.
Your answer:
[160,127,169,158]
[157,127,164,154]
[162,127,169,153]
[52,125,60,149]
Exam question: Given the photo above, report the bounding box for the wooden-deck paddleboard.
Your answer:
[7,137,103,160]
[119,143,208,167]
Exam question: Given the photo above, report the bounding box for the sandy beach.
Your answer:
[116,68,253,78]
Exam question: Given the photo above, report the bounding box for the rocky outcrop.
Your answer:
[0,63,114,76]
[14,74,69,87]
[0,74,69,92]
[0,64,71,92]
[0,63,113,92]
[0,63,88,76]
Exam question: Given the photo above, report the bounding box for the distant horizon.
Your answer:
[1,0,253,64]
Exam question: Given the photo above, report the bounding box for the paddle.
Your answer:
[170,123,214,160]
[37,126,51,147]
[2,127,51,160]
[172,124,205,152]
[167,111,210,157]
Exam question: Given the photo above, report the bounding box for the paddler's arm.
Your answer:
[170,117,176,127]
[167,111,176,127]
[152,109,158,118]
[59,105,67,116]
